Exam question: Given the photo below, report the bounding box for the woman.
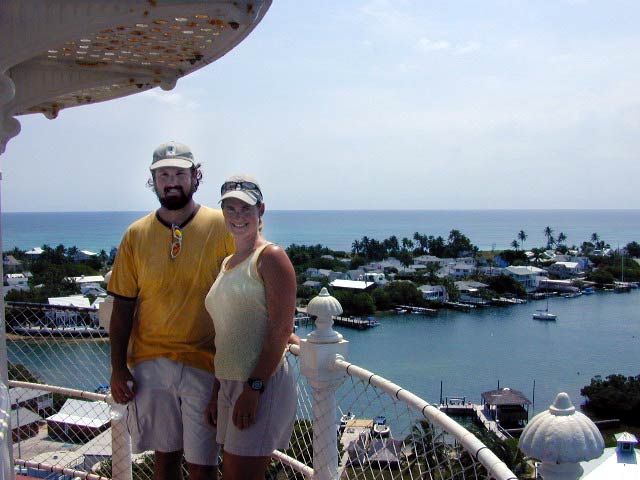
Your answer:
[205,175,298,480]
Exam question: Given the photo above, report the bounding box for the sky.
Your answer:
[2,0,640,212]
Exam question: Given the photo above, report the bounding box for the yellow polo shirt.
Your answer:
[108,206,234,373]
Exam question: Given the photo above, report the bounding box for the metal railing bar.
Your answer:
[271,449,314,478]
[334,358,518,480]
[8,380,108,402]
[15,459,109,480]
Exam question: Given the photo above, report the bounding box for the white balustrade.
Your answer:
[300,287,349,480]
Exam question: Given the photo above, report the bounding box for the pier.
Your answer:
[333,315,378,329]
[395,305,438,315]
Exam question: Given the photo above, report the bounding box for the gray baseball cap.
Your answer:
[150,141,195,170]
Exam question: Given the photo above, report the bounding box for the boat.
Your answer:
[533,297,557,321]
[340,411,355,430]
[394,308,408,314]
[561,292,582,298]
[372,415,390,437]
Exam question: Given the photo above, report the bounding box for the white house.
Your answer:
[445,262,477,279]
[74,249,98,262]
[5,273,28,287]
[358,272,388,286]
[418,284,448,302]
[547,261,583,279]
[329,279,376,291]
[503,266,548,292]
[65,275,105,288]
[25,247,44,257]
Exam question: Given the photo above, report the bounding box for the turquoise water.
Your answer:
[8,289,638,417]
[3,209,640,252]
[297,289,640,415]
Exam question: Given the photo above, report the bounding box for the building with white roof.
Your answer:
[581,432,639,479]
[503,266,548,292]
[47,399,110,443]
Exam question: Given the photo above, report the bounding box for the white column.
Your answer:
[108,396,132,480]
[299,288,348,480]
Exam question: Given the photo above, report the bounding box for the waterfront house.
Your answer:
[46,399,111,443]
[478,265,505,277]
[481,387,530,429]
[503,266,548,293]
[418,284,449,302]
[547,261,583,279]
[445,262,477,279]
[329,279,377,292]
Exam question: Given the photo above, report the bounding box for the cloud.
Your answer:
[456,41,481,55]
[138,89,200,111]
[417,37,450,52]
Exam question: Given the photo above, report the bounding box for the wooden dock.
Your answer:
[396,305,438,315]
[333,315,378,329]
[439,402,512,441]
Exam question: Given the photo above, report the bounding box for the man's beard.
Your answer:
[158,186,194,210]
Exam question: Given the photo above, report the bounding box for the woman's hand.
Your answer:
[232,387,260,430]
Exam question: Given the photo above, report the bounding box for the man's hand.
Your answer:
[205,379,220,427]
[111,368,136,404]
[232,388,260,430]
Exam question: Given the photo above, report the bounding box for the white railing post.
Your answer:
[299,288,348,480]
[107,396,132,480]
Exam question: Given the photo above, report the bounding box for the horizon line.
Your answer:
[3,208,640,214]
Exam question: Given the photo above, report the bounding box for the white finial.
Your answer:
[519,392,604,480]
[306,287,343,344]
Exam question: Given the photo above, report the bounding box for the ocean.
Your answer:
[2,209,640,416]
[2,209,640,253]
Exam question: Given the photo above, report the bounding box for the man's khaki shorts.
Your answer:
[217,358,297,457]
[127,357,220,465]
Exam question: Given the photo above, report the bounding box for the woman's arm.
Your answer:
[231,244,296,429]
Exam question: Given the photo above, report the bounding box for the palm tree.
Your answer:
[511,239,520,251]
[557,232,567,246]
[591,232,600,244]
[543,226,555,249]
[401,237,414,250]
[517,230,527,251]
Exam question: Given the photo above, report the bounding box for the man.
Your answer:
[108,141,233,480]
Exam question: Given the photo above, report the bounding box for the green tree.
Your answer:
[486,275,526,296]
[511,239,519,251]
[372,288,393,311]
[517,230,527,250]
[544,226,555,249]
[625,241,640,258]
[397,249,413,269]
[581,374,640,425]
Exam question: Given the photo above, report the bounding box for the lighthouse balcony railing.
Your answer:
[1,302,518,480]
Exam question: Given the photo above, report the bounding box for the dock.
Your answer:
[395,305,438,315]
[438,401,512,441]
[333,315,378,329]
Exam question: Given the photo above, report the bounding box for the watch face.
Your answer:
[249,379,264,391]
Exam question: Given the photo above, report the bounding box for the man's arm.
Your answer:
[109,296,137,403]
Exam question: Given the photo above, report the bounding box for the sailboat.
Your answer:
[614,250,632,293]
[533,296,557,321]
